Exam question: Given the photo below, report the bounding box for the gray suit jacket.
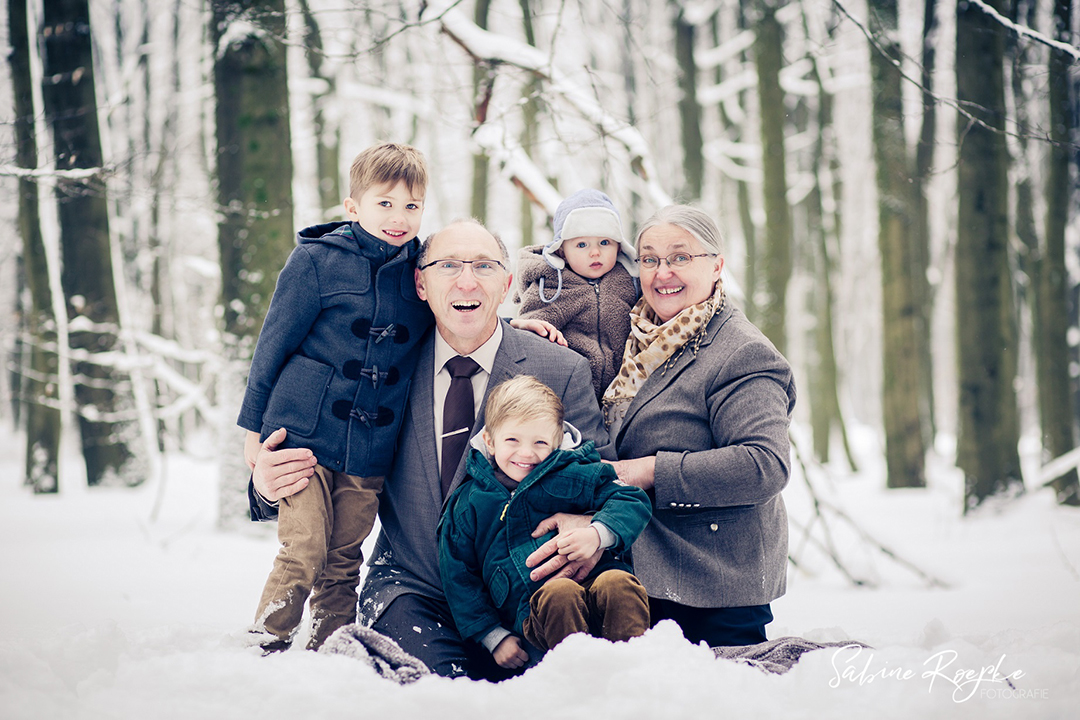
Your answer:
[360,319,612,622]
[614,304,796,609]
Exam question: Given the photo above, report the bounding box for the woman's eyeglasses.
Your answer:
[637,253,715,270]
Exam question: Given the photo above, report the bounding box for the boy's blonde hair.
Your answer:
[349,142,428,199]
[484,376,564,445]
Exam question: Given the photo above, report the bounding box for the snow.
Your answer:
[0,426,1077,719]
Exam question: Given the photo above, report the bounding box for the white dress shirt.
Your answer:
[432,322,503,470]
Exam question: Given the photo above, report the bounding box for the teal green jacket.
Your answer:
[439,435,652,644]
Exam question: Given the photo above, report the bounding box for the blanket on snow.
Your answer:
[321,623,869,681]
[713,636,872,674]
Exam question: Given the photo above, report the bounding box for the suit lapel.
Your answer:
[615,306,731,449]
[408,332,443,510]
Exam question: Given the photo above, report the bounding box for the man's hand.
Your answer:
[252,427,317,502]
[526,513,602,583]
[508,317,568,347]
[492,635,529,669]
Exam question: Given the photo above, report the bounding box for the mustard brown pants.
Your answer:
[254,465,383,650]
[521,569,649,651]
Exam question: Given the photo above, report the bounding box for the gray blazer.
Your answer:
[360,320,612,622]
[614,305,796,609]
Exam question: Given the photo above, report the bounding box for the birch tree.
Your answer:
[9,0,61,492]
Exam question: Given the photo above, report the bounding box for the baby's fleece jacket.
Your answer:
[438,436,652,646]
[514,245,638,399]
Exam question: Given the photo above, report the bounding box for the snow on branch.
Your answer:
[473,124,563,216]
[969,0,1080,61]
[0,164,111,181]
[430,0,673,208]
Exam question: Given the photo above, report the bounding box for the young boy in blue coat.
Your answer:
[239,142,433,652]
[439,375,652,671]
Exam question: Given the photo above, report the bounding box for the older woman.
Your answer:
[601,204,796,647]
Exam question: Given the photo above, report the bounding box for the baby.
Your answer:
[515,189,639,399]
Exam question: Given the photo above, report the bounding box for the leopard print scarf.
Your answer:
[601,281,725,436]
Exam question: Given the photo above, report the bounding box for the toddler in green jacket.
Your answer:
[439,375,653,671]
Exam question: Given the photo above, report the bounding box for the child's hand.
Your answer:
[509,317,568,347]
[556,526,602,562]
[244,430,263,470]
[493,635,529,669]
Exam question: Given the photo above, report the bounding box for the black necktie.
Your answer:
[441,356,481,496]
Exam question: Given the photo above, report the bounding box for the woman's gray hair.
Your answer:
[635,205,724,256]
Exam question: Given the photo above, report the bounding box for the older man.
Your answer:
[251,219,611,678]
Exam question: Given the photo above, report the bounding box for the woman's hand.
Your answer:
[492,635,529,669]
[508,317,568,347]
[252,428,317,502]
[604,456,657,491]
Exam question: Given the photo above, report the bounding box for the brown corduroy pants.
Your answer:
[522,569,650,651]
[254,465,383,650]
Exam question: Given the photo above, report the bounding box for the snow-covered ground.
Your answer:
[0,426,1077,720]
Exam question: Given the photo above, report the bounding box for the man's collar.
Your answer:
[434,321,503,374]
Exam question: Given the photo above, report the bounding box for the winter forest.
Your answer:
[1,0,1080,718]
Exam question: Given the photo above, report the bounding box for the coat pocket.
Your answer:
[263,355,333,437]
[486,567,510,608]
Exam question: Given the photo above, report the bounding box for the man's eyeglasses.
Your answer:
[418,258,507,278]
[637,252,715,270]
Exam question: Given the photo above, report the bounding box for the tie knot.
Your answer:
[446,355,481,379]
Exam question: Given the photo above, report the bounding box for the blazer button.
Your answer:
[709,523,719,532]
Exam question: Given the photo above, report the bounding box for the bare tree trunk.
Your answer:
[298,0,342,218]
[470,0,493,223]
[41,0,141,486]
[869,0,926,489]
[801,5,857,471]
[754,3,792,355]
[212,0,295,525]
[955,0,1023,511]
[1042,0,1079,505]
[675,3,703,201]
[912,0,937,444]
[518,0,542,246]
[10,0,61,492]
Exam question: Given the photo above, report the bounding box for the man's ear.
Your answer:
[499,272,513,302]
[415,267,427,301]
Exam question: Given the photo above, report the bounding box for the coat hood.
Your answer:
[468,420,584,460]
[297,220,419,261]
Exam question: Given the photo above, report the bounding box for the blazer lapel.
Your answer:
[615,306,731,448]
[408,332,443,510]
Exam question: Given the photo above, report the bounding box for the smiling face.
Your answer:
[560,236,620,279]
[638,223,723,323]
[483,416,561,482]
[416,222,512,355]
[344,180,424,246]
